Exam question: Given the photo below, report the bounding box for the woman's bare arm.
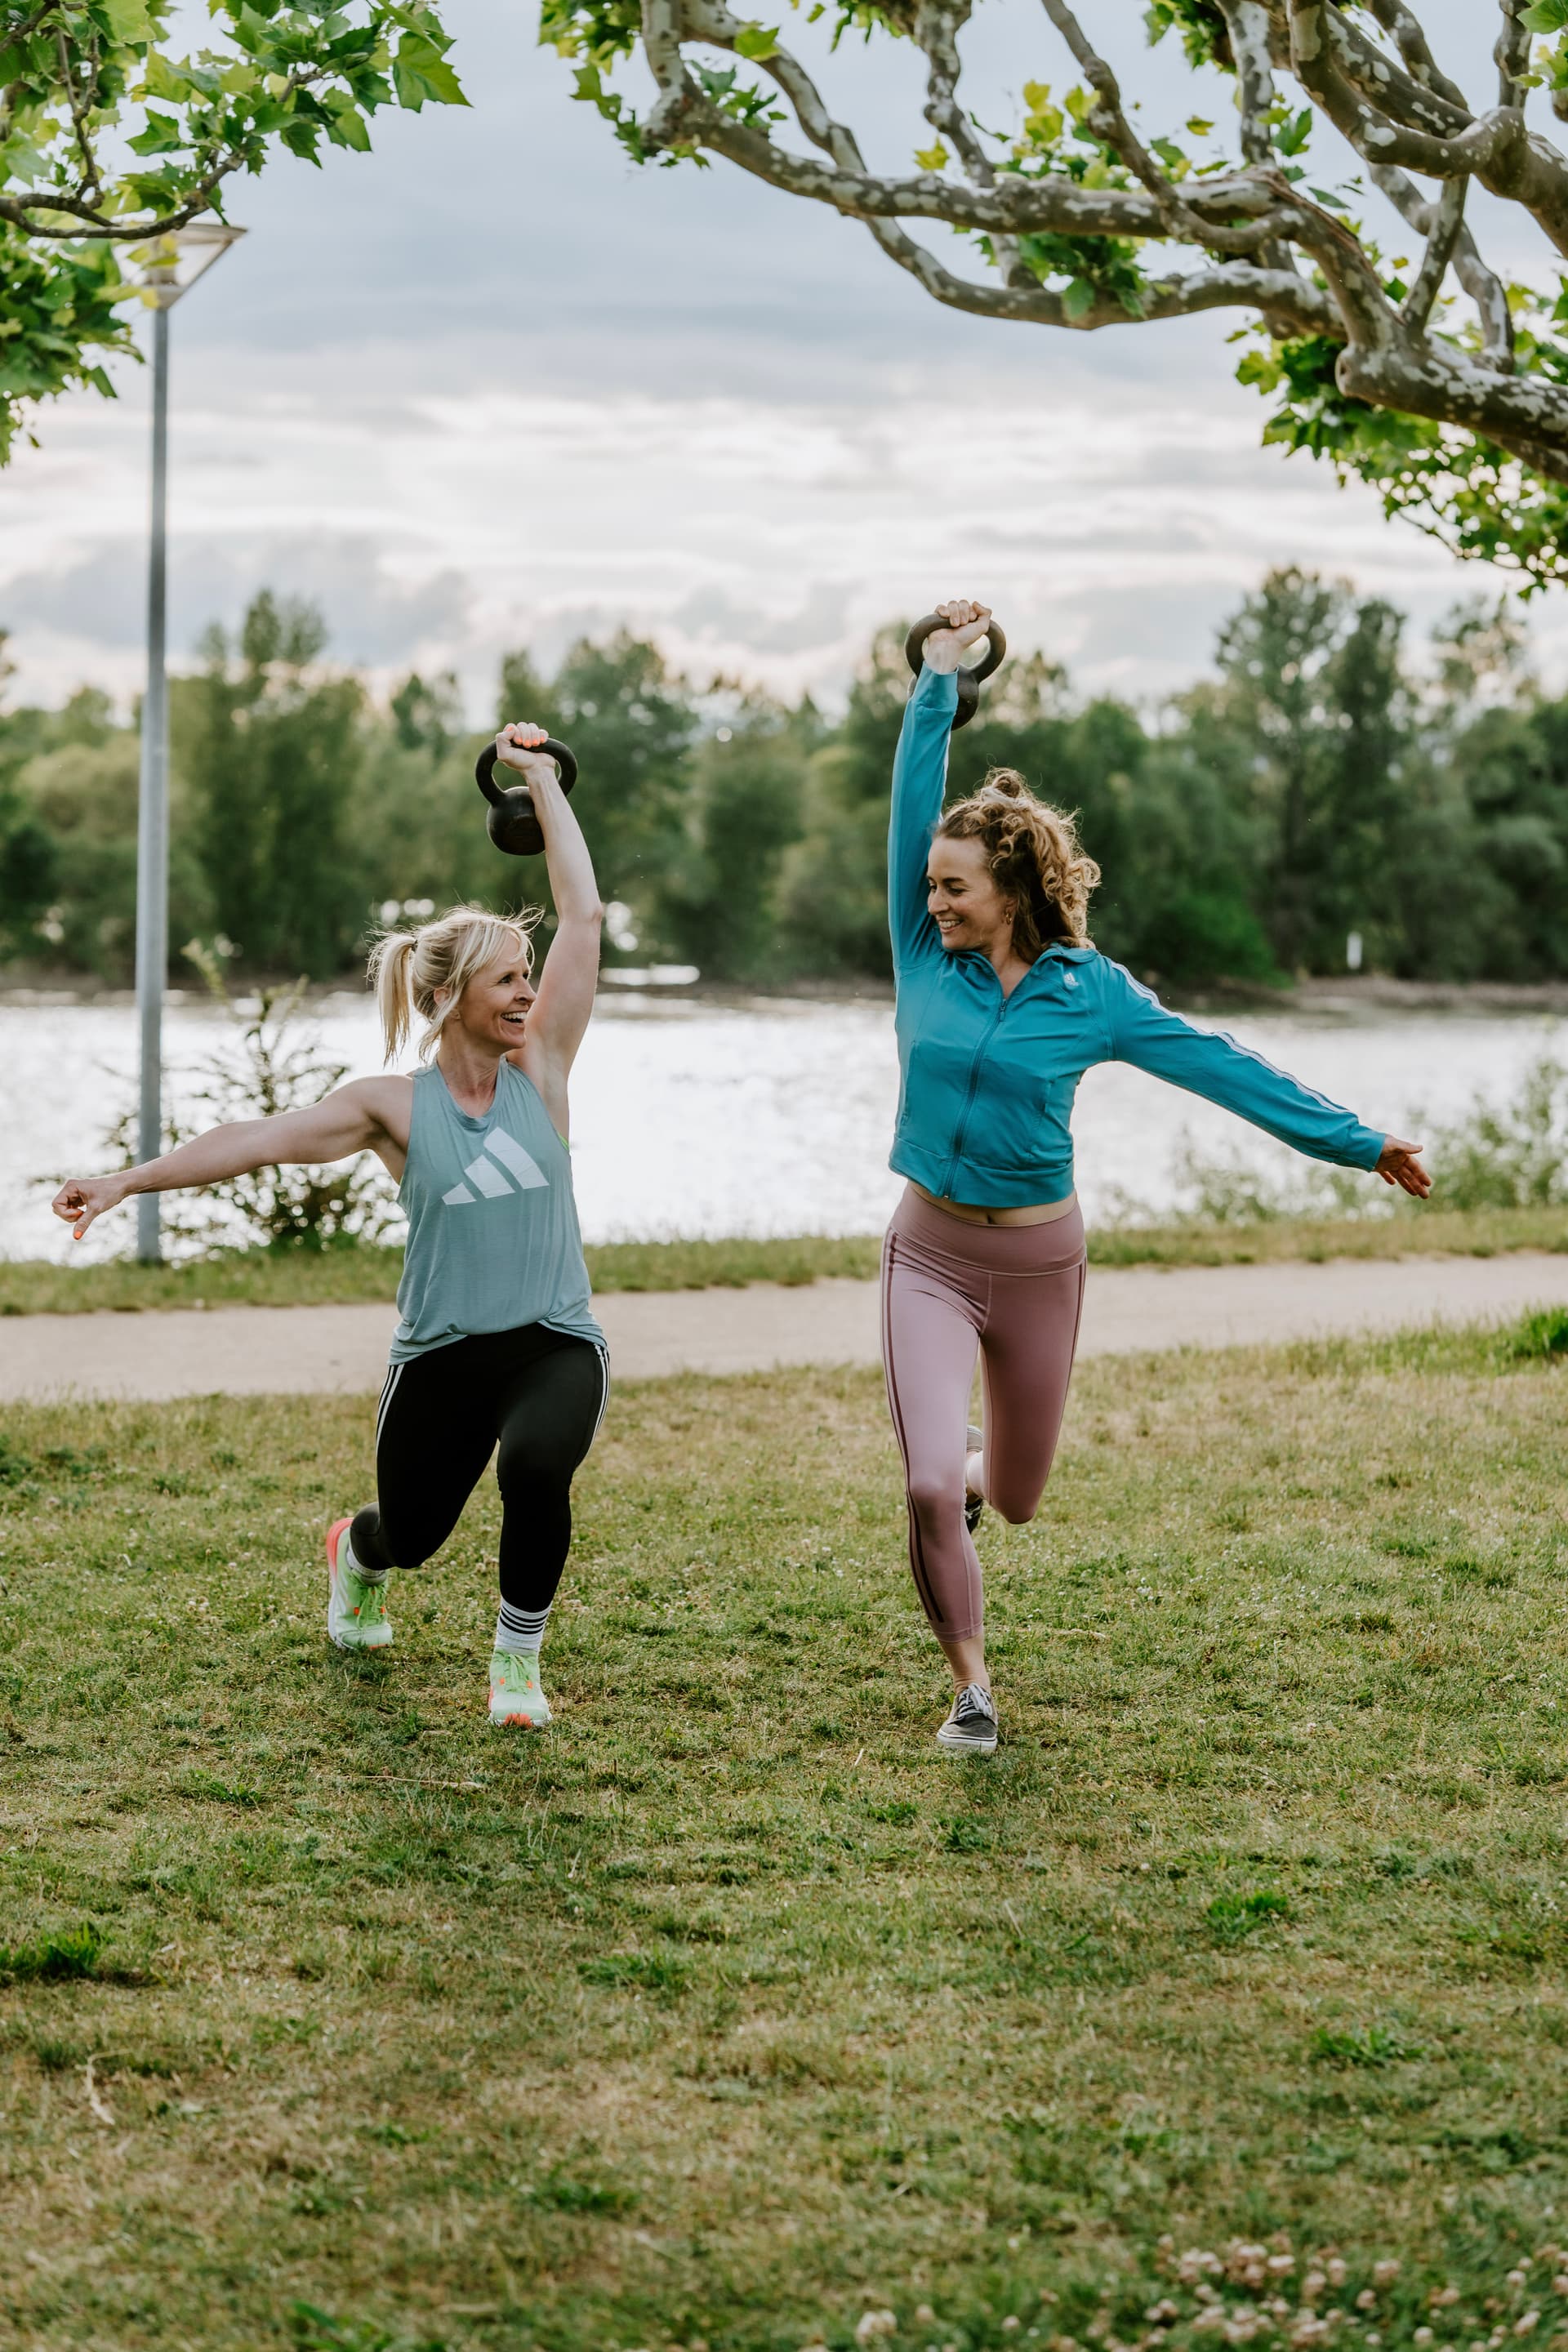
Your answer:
[51,1076,411,1240]
[492,724,604,1120]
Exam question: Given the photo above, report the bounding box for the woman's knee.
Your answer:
[986,1481,1045,1528]
[497,1435,576,1503]
[906,1468,963,1527]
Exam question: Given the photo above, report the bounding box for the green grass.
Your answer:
[7,1325,1568,2345]
[8,1203,1568,1315]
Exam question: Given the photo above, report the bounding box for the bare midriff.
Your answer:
[909,1180,1079,1229]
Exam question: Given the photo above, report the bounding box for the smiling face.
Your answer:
[441,934,535,1054]
[927,833,1015,959]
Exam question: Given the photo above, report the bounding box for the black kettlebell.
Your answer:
[904,611,1007,731]
[474,734,580,858]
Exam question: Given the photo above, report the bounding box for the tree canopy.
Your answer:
[539,0,1568,588]
[0,0,466,457]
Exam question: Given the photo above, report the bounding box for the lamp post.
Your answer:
[133,222,245,1263]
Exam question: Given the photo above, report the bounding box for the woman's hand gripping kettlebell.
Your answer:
[919,599,993,675]
[496,722,561,799]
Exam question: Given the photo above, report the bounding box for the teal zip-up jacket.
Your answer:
[889,665,1387,1207]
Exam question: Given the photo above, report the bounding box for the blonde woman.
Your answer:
[887,601,1432,1756]
[53,724,608,1730]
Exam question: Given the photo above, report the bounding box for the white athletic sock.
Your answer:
[341,1529,388,1587]
[494,1601,550,1658]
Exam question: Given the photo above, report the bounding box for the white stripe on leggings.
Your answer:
[374,1361,405,1451]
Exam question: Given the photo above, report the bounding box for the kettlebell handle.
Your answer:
[474,735,578,808]
[904,611,1007,733]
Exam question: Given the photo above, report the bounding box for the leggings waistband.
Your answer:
[887,1183,1085,1276]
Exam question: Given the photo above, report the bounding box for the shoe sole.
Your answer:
[325,1517,393,1651]
[937,1719,998,1754]
[489,1709,550,1729]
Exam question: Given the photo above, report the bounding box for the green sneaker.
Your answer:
[326,1517,393,1651]
[488,1649,551,1728]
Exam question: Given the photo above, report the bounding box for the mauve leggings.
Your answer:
[880,1185,1087,1643]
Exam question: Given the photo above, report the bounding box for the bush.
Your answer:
[104,942,399,1255]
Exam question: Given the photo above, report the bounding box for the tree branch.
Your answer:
[908,0,1025,284]
[1357,0,1469,112]
[1316,7,1473,138]
[55,21,100,201]
[1495,0,1531,112]
[1038,0,1294,258]
[1288,2,1568,257]
[1219,0,1280,166]
[1217,0,1297,274]
[1368,160,1516,370]
[1400,172,1463,332]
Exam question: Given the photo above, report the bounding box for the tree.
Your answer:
[1188,566,1410,970]
[662,693,817,978]
[497,632,698,951]
[176,590,368,975]
[541,0,1568,586]
[1,0,465,458]
[779,626,908,977]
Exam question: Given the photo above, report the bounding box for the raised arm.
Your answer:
[889,601,989,973]
[1103,964,1429,1192]
[51,1078,408,1241]
[495,724,604,1119]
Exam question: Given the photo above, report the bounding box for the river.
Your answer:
[5,987,1563,1263]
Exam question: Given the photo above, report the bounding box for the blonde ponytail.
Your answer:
[936,770,1100,961]
[367,902,541,1064]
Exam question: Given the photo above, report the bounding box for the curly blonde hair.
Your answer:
[935,770,1100,961]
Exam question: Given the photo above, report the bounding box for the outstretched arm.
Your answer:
[888,599,988,972]
[496,724,604,1125]
[1105,965,1432,1195]
[51,1080,405,1241]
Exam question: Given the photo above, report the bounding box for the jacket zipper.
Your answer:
[943,978,1009,1196]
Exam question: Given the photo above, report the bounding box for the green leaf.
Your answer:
[392,31,469,107]
[99,0,154,39]
[733,22,779,58]
[1275,105,1312,158]
[1062,276,1096,320]
[126,111,185,154]
[143,53,192,100]
[1521,0,1568,30]
[913,138,948,171]
[1184,115,1212,136]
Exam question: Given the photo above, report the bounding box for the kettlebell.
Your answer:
[474,734,580,857]
[904,611,1007,731]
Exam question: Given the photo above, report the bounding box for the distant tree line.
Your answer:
[0,570,1557,994]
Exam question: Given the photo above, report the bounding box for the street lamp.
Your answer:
[132,222,245,1263]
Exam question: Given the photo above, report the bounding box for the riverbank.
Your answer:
[7,1205,1568,1316]
[11,970,1568,1013]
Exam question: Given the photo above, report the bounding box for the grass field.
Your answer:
[7,1204,1568,1316]
[5,1323,1568,2349]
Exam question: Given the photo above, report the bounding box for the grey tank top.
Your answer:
[390,1061,604,1361]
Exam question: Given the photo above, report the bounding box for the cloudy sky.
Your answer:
[1,0,1556,717]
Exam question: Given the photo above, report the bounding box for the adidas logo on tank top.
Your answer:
[441,1125,549,1207]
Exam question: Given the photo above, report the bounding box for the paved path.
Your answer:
[4,1252,1568,1401]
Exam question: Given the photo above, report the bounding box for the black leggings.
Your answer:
[350,1324,610,1610]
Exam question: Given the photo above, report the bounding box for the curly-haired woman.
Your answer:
[885,599,1431,1755]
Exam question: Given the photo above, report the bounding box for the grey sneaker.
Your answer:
[964,1423,984,1535]
[938,1681,999,1755]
